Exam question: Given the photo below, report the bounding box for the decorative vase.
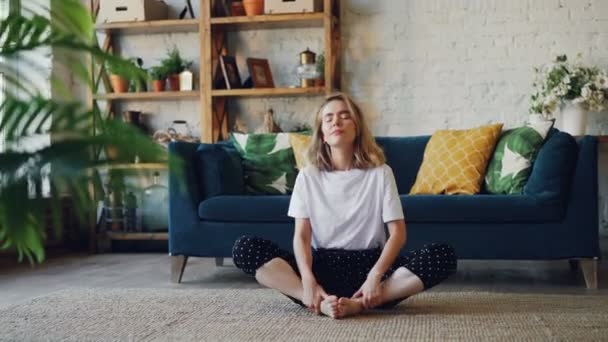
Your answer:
[152,80,165,92]
[179,69,194,91]
[141,172,169,232]
[109,74,129,93]
[560,102,588,136]
[167,74,180,91]
[243,0,264,16]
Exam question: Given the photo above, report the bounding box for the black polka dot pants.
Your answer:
[232,236,457,304]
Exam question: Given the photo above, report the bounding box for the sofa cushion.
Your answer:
[198,194,563,223]
[523,130,578,204]
[485,119,554,194]
[375,136,430,194]
[289,133,311,170]
[410,123,504,195]
[199,195,292,222]
[401,194,563,223]
[230,132,298,195]
[196,142,244,198]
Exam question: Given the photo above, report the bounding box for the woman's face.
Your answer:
[320,100,357,148]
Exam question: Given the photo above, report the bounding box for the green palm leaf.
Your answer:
[0,1,179,262]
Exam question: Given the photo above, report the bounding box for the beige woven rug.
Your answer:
[1,288,607,341]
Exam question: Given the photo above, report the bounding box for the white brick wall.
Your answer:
[344,0,608,136]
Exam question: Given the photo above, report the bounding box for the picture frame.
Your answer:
[219,55,242,89]
[246,58,275,88]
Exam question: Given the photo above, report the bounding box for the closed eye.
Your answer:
[323,110,351,122]
[339,111,351,120]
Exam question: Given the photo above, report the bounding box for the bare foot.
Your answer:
[320,295,340,319]
[337,297,364,318]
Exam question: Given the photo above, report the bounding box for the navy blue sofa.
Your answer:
[169,131,600,288]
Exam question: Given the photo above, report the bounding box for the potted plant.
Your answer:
[131,57,147,93]
[316,52,325,87]
[106,59,130,93]
[161,47,186,91]
[530,54,608,135]
[243,0,263,16]
[149,66,167,92]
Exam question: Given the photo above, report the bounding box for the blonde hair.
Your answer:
[305,92,385,171]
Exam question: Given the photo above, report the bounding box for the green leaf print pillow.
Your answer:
[230,132,297,195]
[484,120,554,194]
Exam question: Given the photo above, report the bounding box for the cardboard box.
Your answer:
[264,0,323,14]
[98,0,169,23]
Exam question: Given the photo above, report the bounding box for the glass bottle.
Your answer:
[141,172,169,232]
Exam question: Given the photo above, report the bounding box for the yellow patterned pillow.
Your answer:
[410,123,503,195]
[288,133,311,170]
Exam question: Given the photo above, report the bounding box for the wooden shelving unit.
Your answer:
[89,0,340,143]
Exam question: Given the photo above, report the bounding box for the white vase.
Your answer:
[179,69,193,91]
[560,102,587,136]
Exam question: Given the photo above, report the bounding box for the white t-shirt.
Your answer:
[287,164,404,250]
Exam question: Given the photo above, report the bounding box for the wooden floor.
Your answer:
[1,241,607,307]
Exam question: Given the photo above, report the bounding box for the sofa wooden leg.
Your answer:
[568,259,579,271]
[171,255,188,284]
[579,258,598,290]
[215,257,224,267]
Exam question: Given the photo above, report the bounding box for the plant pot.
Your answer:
[110,74,129,93]
[315,78,325,87]
[560,102,588,136]
[167,74,180,91]
[243,0,263,16]
[152,80,165,92]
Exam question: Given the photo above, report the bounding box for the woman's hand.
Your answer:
[302,276,328,314]
[352,274,383,309]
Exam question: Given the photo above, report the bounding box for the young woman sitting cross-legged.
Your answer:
[232,93,458,319]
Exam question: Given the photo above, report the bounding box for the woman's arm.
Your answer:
[293,217,328,314]
[352,219,406,307]
[367,219,407,280]
[293,218,315,280]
